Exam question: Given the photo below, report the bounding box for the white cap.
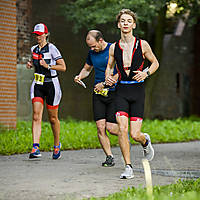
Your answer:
[32,23,48,35]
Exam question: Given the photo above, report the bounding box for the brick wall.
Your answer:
[16,0,32,64]
[0,0,17,129]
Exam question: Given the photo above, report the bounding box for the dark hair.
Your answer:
[87,30,104,42]
[116,9,137,23]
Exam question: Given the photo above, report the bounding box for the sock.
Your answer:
[54,143,60,148]
[142,139,149,147]
[107,155,113,158]
[33,143,39,148]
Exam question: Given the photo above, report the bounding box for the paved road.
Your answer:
[0,141,199,200]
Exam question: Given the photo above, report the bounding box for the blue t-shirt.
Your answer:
[86,43,117,86]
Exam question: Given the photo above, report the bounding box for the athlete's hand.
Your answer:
[133,71,148,82]
[94,82,104,92]
[74,75,86,88]
[105,75,117,86]
[74,75,82,84]
[40,58,48,68]
[26,61,33,69]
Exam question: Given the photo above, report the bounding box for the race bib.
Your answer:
[34,73,45,85]
[94,88,109,97]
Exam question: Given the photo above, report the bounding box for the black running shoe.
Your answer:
[102,155,115,167]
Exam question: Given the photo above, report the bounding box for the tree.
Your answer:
[60,0,199,58]
[60,0,157,34]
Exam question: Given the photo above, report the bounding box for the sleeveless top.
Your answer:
[114,37,145,81]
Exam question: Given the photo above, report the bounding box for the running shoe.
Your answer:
[29,146,41,159]
[102,155,115,167]
[120,165,134,179]
[52,142,61,160]
[143,133,154,161]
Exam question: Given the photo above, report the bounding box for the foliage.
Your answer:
[60,0,200,34]
[0,117,200,155]
[171,0,200,25]
[88,179,200,200]
[60,0,158,34]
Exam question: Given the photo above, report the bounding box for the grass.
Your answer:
[0,116,200,155]
[88,179,200,200]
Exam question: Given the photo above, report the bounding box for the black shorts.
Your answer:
[115,82,145,119]
[30,78,62,109]
[93,91,117,123]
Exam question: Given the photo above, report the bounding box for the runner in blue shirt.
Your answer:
[74,30,118,167]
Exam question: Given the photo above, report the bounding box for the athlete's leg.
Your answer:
[116,115,130,165]
[30,82,44,158]
[93,92,114,156]
[96,119,112,156]
[114,86,131,165]
[106,122,119,136]
[105,91,119,136]
[130,118,154,161]
[115,85,134,178]
[45,79,62,147]
[32,101,44,143]
[130,119,146,145]
[47,107,60,146]
[129,82,146,145]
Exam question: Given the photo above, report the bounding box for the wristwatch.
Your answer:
[102,82,106,87]
[48,65,52,70]
[146,70,151,78]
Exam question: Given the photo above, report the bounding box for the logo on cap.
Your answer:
[32,23,48,35]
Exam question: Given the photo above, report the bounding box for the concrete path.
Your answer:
[0,141,199,200]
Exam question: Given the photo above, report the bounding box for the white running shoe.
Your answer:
[143,133,154,161]
[120,165,134,179]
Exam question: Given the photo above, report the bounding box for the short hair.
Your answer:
[116,9,137,23]
[86,30,104,42]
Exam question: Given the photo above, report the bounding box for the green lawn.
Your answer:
[0,116,200,155]
[88,179,200,200]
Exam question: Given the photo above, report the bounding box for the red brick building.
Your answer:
[0,0,17,129]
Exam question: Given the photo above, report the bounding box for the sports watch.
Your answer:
[48,65,52,70]
[146,70,151,78]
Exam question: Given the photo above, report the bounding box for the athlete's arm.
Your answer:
[74,63,93,84]
[105,44,117,86]
[133,40,159,82]
[26,60,33,69]
[113,73,119,82]
[95,72,119,92]
[40,58,66,72]
[26,50,33,69]
[142,40,159,75]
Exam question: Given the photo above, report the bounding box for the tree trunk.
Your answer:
[144,5,167,119]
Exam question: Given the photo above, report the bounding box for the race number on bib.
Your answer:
[34,73,45,85]
[94,88,109,97]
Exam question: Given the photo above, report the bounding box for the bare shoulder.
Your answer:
[141,39,151,49]
[109,43,116,55]
[140,39,152,54]
[110,43,116,48]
